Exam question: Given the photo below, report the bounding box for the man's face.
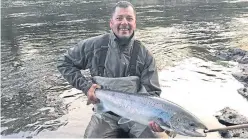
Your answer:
[110,6,136,39]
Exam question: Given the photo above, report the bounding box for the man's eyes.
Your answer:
[116,17,123,20]
[116,17,133,21]
[127,17,133,21]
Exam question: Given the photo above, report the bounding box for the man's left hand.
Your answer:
[149,121,164,132]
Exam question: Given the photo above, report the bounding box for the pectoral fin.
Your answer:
[86,100,91,105]
[118,118,132,124]
[154,118,174,132]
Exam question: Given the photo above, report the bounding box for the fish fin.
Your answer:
[94,103,109,113]
[118,118,132,124]
[94,113,103,119]
[86,100,91,105]
[160,125,174,132]
[155,118,174,132]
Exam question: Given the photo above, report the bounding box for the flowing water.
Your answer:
[1,0,248,138]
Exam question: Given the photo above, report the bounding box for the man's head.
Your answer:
[110,1,136,40]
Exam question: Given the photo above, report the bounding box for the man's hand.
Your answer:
[86,84,101,105]
[149,121,164,132]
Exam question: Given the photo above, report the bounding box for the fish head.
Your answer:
[169,112,208,137]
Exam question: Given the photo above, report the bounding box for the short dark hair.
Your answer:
[111,1,136,18]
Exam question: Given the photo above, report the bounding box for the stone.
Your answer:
[238,88,248,100]
[215,107,248,138]
[232,72,248,84]
[215,48,248,64]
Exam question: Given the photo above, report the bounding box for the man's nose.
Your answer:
[121,18,128,24]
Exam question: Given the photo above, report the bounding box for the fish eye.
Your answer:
[177,118,180,122]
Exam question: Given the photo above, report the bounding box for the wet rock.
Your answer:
[238,88,248,99]
[215,107,248,125]
[215,48,248,64]
[241,55,248,64]
[232,72,248,84]
[232,64,248,93]
[239,64,248,73]
[219,128,248,138]
[215,107,248,138]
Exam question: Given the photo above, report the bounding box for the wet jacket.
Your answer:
[57,31,161,96]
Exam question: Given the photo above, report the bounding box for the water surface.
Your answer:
[1,0,248,137]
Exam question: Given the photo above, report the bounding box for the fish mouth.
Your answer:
[183,123,208,137]
[184,129,207,137]
[189,121,208,137]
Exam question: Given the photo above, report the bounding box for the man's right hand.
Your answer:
[86,84,101,105]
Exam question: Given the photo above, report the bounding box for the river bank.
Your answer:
[36,47,248,138]
[213,46,248,138]
[2,0,248,138]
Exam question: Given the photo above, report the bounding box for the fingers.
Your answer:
[155,123,164,132]
[149,121,164,132]
[87,84,101,105]
[93,84,101,89]
[149,121,157,132]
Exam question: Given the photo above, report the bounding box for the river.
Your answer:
[1,0,248,138]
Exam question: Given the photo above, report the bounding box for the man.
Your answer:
[57,1,165,138]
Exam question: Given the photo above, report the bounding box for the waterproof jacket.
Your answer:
[57,31,161,96]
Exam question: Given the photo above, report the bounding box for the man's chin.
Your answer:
[119,33,132,38]
[118,36,131,42]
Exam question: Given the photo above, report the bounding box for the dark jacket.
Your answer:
[57,31,161,96]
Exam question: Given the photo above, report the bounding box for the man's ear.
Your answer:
[134,19,137,30]
[109,19,113,28]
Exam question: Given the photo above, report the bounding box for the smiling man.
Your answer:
[110,5,136,41]
[57,1,165,138]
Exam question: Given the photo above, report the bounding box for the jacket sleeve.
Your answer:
[57,41,93,95]
[140,51,162,97]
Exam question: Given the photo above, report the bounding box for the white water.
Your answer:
[159,57,248,138]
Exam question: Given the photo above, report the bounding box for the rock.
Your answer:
[238,88,248,100]
[232,64,248,86]
[215,107,248,138]
[219,128,248,138]
[215,48,248,85]
[232,72,248,84]
[215,48,248,64]
[239,55,248,64]
[239,64,248,73]
[215,50,232,61]
[215,107,248,126]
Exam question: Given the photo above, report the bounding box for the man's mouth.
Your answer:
[119,26,130,32]
[120,28,129,31]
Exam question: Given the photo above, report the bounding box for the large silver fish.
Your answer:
[93,89,208,137]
